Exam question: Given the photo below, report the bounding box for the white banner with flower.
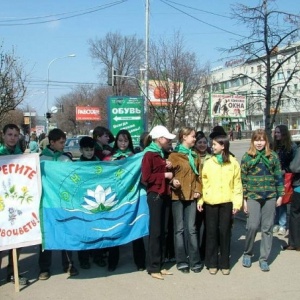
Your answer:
[0,154,42,251]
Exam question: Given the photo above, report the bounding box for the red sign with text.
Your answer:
[76,106,101,121]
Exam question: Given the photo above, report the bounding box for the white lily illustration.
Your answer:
[82,185,117,213]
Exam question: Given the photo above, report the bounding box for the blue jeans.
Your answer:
[274,205,287,229]
[172,200,201,270]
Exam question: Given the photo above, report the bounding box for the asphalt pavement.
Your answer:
[1,139,299,300]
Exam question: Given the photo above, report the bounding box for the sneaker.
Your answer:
[273,225,279,233]
[93,256,107,267]
[209,268,218,275]
[63,265,79,276]
[259,261,270,272]
[242,255,252,268]
[39,270,50,280]
[278,227,286,236]
[7,274,29,285]
[221,269,230,275]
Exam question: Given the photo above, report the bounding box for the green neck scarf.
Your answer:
[41,146,63,161]
[215,154,223,165]
[144,142,164,158]
[112,149,132,159]
[250,149,270,170]
[175,144,199,175]
[0,144,23,155]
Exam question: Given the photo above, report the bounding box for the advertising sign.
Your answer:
[107,96,145,146]
[210,94,246,118]
[147,80,184,106]
[76,106,101,121]
[0,154,42,251]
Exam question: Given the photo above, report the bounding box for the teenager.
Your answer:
[241,129,284,272]
[197,135,242,275]
[141,125,177,280]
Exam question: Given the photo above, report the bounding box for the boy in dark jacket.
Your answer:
[38,129,79,280]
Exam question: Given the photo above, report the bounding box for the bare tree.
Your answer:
[54,85,111,135]
[223,0,300,138]
[149,32,205,131]
[0,109,24,129]
[88,32,144,96]
[0,45,28,123]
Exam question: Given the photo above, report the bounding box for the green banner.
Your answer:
[107,96,145,147]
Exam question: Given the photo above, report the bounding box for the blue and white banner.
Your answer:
[40,152,149,250]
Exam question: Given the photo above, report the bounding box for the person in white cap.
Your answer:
[141,125,179,280]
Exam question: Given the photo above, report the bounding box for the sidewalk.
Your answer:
[0,217,298,300]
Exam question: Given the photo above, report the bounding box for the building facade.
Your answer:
[210,42,300,132]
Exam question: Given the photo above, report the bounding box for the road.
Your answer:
[1,139,299,300]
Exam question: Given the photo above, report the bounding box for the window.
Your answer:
[251,67,254,73]
[277,72,284,80]
[257,65,262,72]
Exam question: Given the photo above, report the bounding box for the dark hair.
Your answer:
[209,126,227,139]
[273,124,293,152]
[139,131,149,149]
[93,126,115,143]
[3,124,20,134]
[196,130,205,142]
[213,135,230,163]
[48,128,66,142]
[113,129,134,152]
[80,136,95,148]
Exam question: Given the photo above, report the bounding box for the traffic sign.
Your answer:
[107,96,145,147]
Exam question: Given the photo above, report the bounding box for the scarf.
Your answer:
[175,144,199,175]
[144,142,164,158]
[112,149,133,160]
[41,146,63,161]
[0,144,23,155]
[249,149,270,170]
[215,154,223,165]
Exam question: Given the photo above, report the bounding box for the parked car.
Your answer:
[64,137,82,159]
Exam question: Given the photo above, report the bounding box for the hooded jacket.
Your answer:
[198,155,242,210]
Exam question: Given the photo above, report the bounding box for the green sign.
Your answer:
[107,96,145,147]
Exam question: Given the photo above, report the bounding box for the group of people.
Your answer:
[0,122,299,285]
[141,123,299,279]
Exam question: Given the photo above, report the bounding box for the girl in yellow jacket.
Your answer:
[197,135,242,275]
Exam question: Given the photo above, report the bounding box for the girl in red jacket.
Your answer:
[141,125,178,280]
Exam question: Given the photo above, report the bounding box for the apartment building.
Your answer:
[210,41,300,131]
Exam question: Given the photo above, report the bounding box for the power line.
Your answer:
[159,0,248,39]
[161,0,231,19]
[0,0,128,26]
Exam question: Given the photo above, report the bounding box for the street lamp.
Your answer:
[46,54,76,133]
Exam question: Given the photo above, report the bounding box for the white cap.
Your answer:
[149,125,176,140]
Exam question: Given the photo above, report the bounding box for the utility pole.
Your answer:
[145,0,150,131]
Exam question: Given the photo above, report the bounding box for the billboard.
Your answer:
[210,94,246,118]
[147,80,183,106]
[76,106,101,121]
[107,96,145,147]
